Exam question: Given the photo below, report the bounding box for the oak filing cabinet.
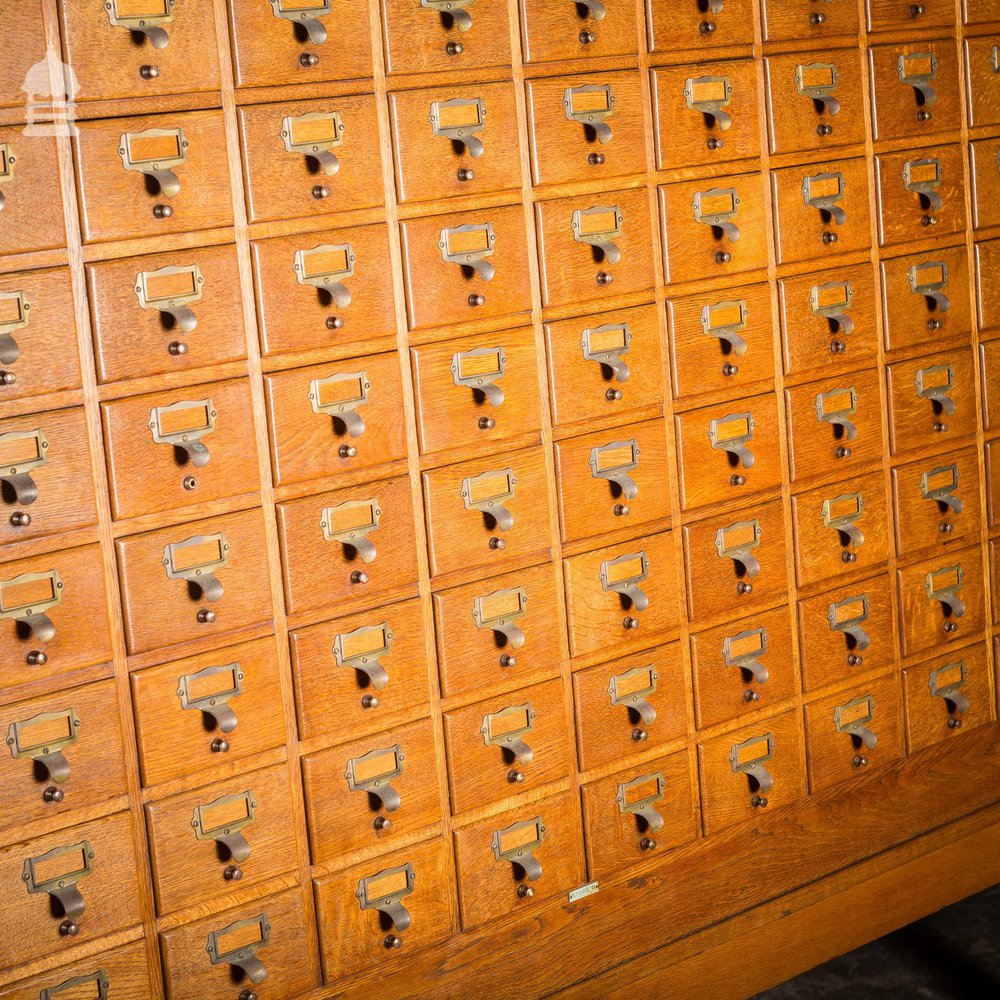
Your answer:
[1,1,999,998]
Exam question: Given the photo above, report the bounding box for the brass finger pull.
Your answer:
[41,970,110,1000]
[23,840,94,929]
[270,0,332,44]
[119,127,188,198]
[692,187,740,242]
[810,279,854,334]
[929,660,970,716]
[581,321,631,382]
[590,439,640,499]
[105,0,174,48]
[482,702,535,765]
[439,222,496,282]
[796,62,841,115]
[608,664,658,726]
[828,593,871,651]
[321,498,381,563]
[492,816,545,882]
[149,398,216,469]
[430,97,486,157]
[310,370,370,438]
[563,83,615,144]
[294,243,356,309]
[357,862,415,933]
[708,411,755,468]
[0,143,14,213]
[897,51,938,105]
[473,585,527,649]
[700,299,749,355]
[163,532,229,602]
[462,467,516,532]
[915,363,956,416]
[572,205,623,264]
[281,111,344,176]
[578,0,607,19]
[684,74,732,130]
[834,694,878,750]
[903,157,943,212]
[422,0,473,31]
[925,563,965,618]
[715,518,761,577]
[729,732,774,795]
[802,171,847,225]
[135,263,204,334]
[452,345,506,406]
[0,288,29,366]
[823,491,865,549]
[7,707,80,785]
[177,661,244,734]
[908,260,950,311]
[0,427,48,505]
[815,385,858,440]
[345,744,404,812]
[0,568,63,642]
[191,789,256,864]
[334,621,393,690]
[723,627,769,684]
[600,550,649,611]
[206,912,271,985]
[616,771,666,834]
[921,462,963,514]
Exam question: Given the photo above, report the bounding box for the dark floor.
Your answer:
[755,883,1000,999]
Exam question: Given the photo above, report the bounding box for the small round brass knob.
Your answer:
[707,137,724,151]
[489,537,505,550]
[730,474,746,487]
[579,30,596,44]
[640,837,657,851]
[0,371,16,385]
[623,616,640,630]
[848,654,863,667]
[921,215,937,227]
[830,340,847,353]
[60,920,79,937]
[589,152,605,166]
[811,12,826,24]
[375,815,392,831]
[351,570,369,584]
[836,446,852,459]
[224,865,243,881]
[700,20,717,34]
[27,650,47,666]
[606,388,623,402]
[934,422,948,433]
[744,689,760,703]
[327,316,345,330]
[910,3,925,16]
[927,319,943,331]
[823,231,838,245]
[468,293,485,306]
[479,416,496,430]
[313,185,331,200]
[715,250,732,264]
[944,620,958,633]
[596,271,614,286]
[517,884,534,898]
[632,728,648,743]
[722,363,738,376]
[182,476,198,491]
[300,53,320,68]
[939,521,953,534]
[198,608,216,624]
[737,581,753,595]
[240,990,259,1000]
[457,167,475,182]
[9,511,31,527]
[362,694,380,709]
[948,717,963,729]
[140,65,159,79]
[841,551,857,563]
[751,794,768,808]
[385,934,403,949]
[168,341,188,356]
[44,786,64,803]
[853,755,868,768]
[446,41,464,55]
[817,124,834,137]
[917,109,932,122]
[211,738,229,753]
[614,503,630,517]
[500,654,517,667]
[339,444,358,458]
[508,769,525,784]
[153,204,173,219]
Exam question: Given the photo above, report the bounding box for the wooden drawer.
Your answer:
[60,0,220,102]
[0,679,125,837]
[160,887,315,1000]
[554,418,671,544]
[433,563,562,700]
[411,327,541,458]
[972,137,1000,232]
[683,501,789,624]
[771,157,871,265]
[546,304,664,431]
[965,0,1000,22]
[87,245,246,385]
[0,2,44,110]
[804,675,903,792]
[866,0,954,30]
[265,352,406,488]
[691,605,797,730]
[650,59,761,171]
[238,95,384,226]
[277,475,418,618]
[0,130,64,256]
[869,41,962,143]
[988,339,1000,433]
[785,367,883,485]
[966,35,1000,128]
[581,751,696,881]
[797,574,896,692]
[314,838,454,982]
[102,378,259,521]
[886,348,978,455]
[897,545,988,658]
[790,470,890,589]
[0,812,140,968]
[0,406,96,544]
[146,763,297,916]
[527,72,646,186]
[302,717,440,863]
[453,790,584,930]
[977,240,1000,335]
[116,507,273,656]
[650,0,754,50]
[0,941,151,1000]
[880,246,971,354]
[0,268,81,403]
[401,205,532,332]
[443,678,571,814]
[520,0,638,63]
[668,282,774,402]
[874,145,966,247]
[697,709,807,836]
[131,636,286,789]
[389,81,522,204]
[228,0,372,88]
[762,0,860,41]
[903,642,995,754]
[0,544,111,699]
[422,446,553,581]
[252,223,396,359]
[536,188,655,311]
[659,174,769,285]
[291,598,430,746]
[74,110,233,245]
[764,50,866,156]
[572,645,687,772]
[778,265,879,381]
[383,0,511,76]
[564,530,680,663]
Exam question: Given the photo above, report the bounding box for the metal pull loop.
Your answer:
[7,707,80,785]
[810,280,854,334]
[723,627,769,684]
[929,660,970,716]
[0,569,63,642]
[281,111,344,176]
[579,0,606,19]
[590,439,639,499]
[321,498,381,563]
[135,264,204,334]
[715,519,761,578]
[461,467,516,532]
[815,385,858,440]
[119,128,187,197]
[684,75,733,130]
[149,398,216,468]
[828,593,871,651]
[802,171,847,225]
[345,745,404,812]
[294,243,356,310]
[572,205,623,264]
[357,863,415,933]
[563,84,615,144]
[177,662,243,734]
[23,840,94,926]
[473,586,527,649]
[334,622,393,690]
[482,702,535,765]
[608,665,658,726]
[834,694,878,750]
[163,532,229,603]
[903,157,943,212]
[692,187,740,242]
[191,789,256,863]
[452,346,506,406]
[270,0,331,43]
[0,428,48,505]
[0,289,29,366]
[921,463,963,514]
[422,0,473,31]
[700,300,748,356]
[925,564,965,618]
[581,322,631,382]
[105,0,175,48]
[309,371,370,438]
[439,223,496,282]
[730,733,774,794]
[616,772,666,834]
[600,550,650,611]
[908,260,950,312]
[206,913,270,986]
[708,412,755,468]
[796,62,841,115]
[823,492,865,550]
[897,51,938,105]
[492,817,545,882]
[915,364,956,416]
[430,97,486,157]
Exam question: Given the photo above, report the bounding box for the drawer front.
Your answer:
[253,223,396,358]
[972,137,1000,231]
[993,540,1000,627]
[690,605,797,730]
[314,838,454,982]
[102,378,259,521]
[554,418,671,544]
[778,265,879,380]
[291,598,430,744]
[411,327,542,457]
[669,282,774,402]
[683,501,789,623]
[265,352,407,487]
[987,440,999,531]
[875,144,966,247]
[453,790,584,930]
[422,446,553,581]
[572,644,687,772]
[697,709,807,836]
[546,304,664,431]
[0,2,44,109]
[74,110,233,244]
[527,72,647,186]
[536,188,655,310]
[131,636,286,789]
[564,530,680,662]
[650,0,754,50]
[277,476,418,618]
[146,764,297,916]
[965,0,1000,22]
[521,0,639,63]
[60,0,220,102]
[238,95,384,225]
[443,678,571,814]
[87,245,246,384]
[797,574,896,692]
[0,129,64,256]
[867,0,954,30]
[390,82,522,204]
[977,240,1000,334]
[771,157,871,265]
[0,941,151,1000]
[116,507,273,656]
[675,392,783,512]
[659,174,769,285]
[765,50,866,155]
[762,0,860,41]
[581,751,695,881]
[785,367,883,484]
[966,35,1000,128]
[302,717,440,863]
[401,205,532,332]
[433,563,562,700]
[651,59,761,171]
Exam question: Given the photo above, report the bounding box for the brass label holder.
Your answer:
[572,205,622,264]
[0,568,63,642]
[118,127,188,198]
[581,322,631,382]
[921,462,963,514]
[903,157,943,212]
[0,288,29,366]
[439,223,496,281]
[600,550,650,611]
[809,279,854,334]
[177,661,244,734]
[822,491,865,549]
[815,384,858,440]
[162,532,229,602]
[321,498,381,563]
[309,370,370,438]
[589,438,640,499]
[492,816,545,881]
[796,61,841,115]
[344,744,404,812]
[925,564,965,618]
[0,427,48,505]
[684,75,732,129]
[430,97,486,157]
[357,862,415,932]
[451,345,506,406]
[481,702,535,764]
[422,0,473,32]
[563,83,615,144]
[692,187,740,241]
[22,840,93,926]
[7,706,80,785]
[135,263,204,334]
[915,363,956,416]
[294,243,356,309]
[461,467,516,531]
[269,0,331,44]
[802,171,847,224]
[715,518,761,577]
[834,694,878,750]
[729,733,774,794]
[334,622,393,689]
[929,660,970,716]
[105,0,174,48]
[191,789,256,863]
[616,771,666,833]
[281,111,344,176]
[206,912,270,985]
[700,299,748,355]
[897,51,938,105]
[149,398,216,468]
[723,627,769,684]
[41,971,110,1000]
[707,411,755,468]
[473,586,527,649]
[908,260,950,311]
[828,593,871,651]
[608,664,658,726]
